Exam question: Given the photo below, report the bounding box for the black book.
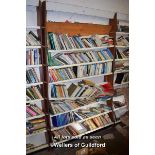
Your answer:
[115,73,124,84]
[72,66,77,77]
[29,31,39,41]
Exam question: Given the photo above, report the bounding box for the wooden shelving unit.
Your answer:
[43,7,116,145]
[26,1,129,154]
[26,1,50,154]
[110,13,129,124]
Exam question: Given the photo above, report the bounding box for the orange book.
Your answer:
[49,69,58,82]
[92,117,101,127]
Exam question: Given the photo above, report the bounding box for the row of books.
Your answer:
[26,31,41,46]
[47,33,113,50]
[118,25,129,33]
[26,118,46,135]
[116,36,129,46]
[49,80,114,99]
[49,62,112,82]
[49,82,101,98]
[51,103,111,127]
[51,114,112,141]
[26,104,44,118]
[115,48,129,59]
[74,105,111,119]
[26,86,43,101]
[115,61,129,72]
[49,98,96,115]
[114,73,129,84]
[48,49,113,66]
[26,49,41,65]
[26,68,41,84]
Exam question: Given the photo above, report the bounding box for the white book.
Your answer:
[53,34,60,50]
[69,37,77,49]
[59,34,67,50]
[65,34,74,49]
[107,62,112,73]
[89,51,98,62]
[94,34,102,46]
[71,86,81,97]
[71,54,81,64]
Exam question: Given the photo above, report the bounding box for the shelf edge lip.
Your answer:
[26,99,44,103]
[48,59,113,69]
[26,26,40,29]
[115,58,128,61]
[113,105,128,111]
[48,45,114,53]
[26,129,47,138]
[26,46,41,49]
[115,45,129,48]
[26,114,45,121]
[116,32,129,35]
[26,82,43,87]
[26,64,42,68]
[114,82,129,87]
[114,70,129,74]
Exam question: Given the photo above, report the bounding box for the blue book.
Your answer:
[34,49,38,65]
[103,63,106,73]
[51,85,56,97]
[93,51,101,61]
[106,49,113,59]
[28,70,36,83]
[100,50,108,60]
[58,70,67,80]
[101,64,105,74]
[87,38,94,47]
[49,33,55,50]
[73,36,84,48]
[94,64,97,75]
[52,113,69,127]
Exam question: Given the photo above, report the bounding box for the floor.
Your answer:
[29,123,129,155]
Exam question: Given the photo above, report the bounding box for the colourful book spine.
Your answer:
[26,106,37,116]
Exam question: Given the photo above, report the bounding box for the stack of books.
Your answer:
[26,86,43,101]
[26,31,41,46]
[115,61,129,72]
[116,36,129,46]
[114,73,129,84]
[115,48,129,59]
[26,49,41,65]
[73,105,111,119]
[81,113,112,130]
[26,104,44,118]
[51,113,112,142]
[26,118,46,135]
[49,82,101,98]
[113,95,126,109]
[48,49,113,66]
[49,98,96,115]
[26,68,41,84]
[47,33,113,50]
[51,112,81,127]
[49,62,112,82]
